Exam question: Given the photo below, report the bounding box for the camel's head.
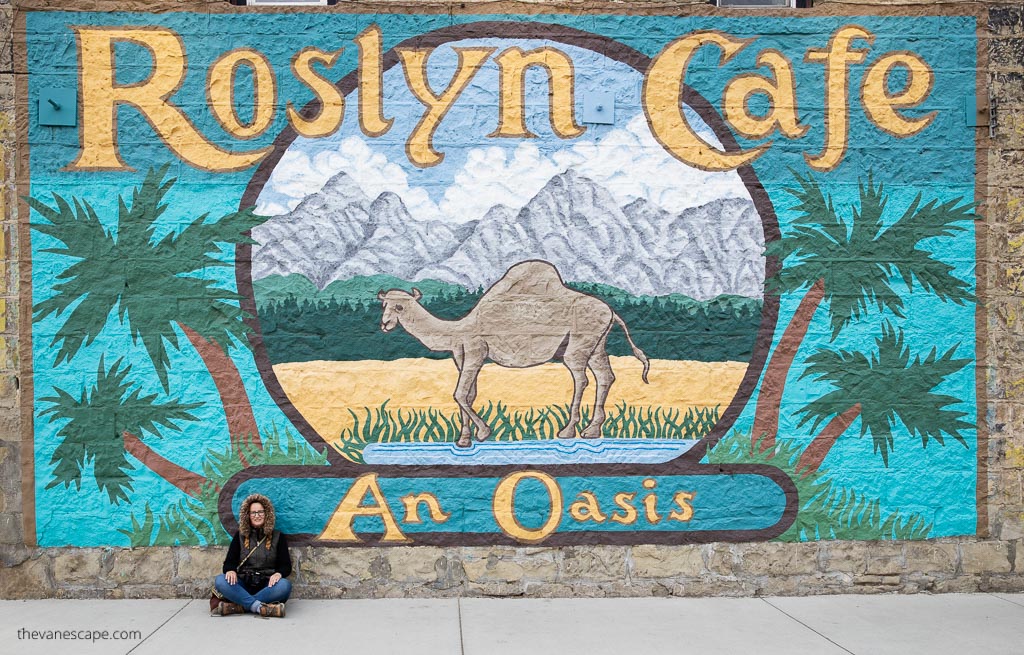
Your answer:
[377,288,422,333]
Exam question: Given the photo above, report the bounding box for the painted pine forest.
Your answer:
[254,276,763,364]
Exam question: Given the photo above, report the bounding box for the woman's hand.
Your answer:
[225,571,237,585]
[268,573,282,587]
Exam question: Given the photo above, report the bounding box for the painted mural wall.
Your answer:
[20,7,982,547]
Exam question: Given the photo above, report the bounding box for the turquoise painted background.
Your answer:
[24,11,978,546]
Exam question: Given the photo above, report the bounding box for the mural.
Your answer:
[20,9,981,547]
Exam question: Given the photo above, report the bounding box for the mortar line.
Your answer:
[759,597,856,655]
[124,599,194,655]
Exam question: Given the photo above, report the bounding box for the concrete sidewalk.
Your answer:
[3,593,1024,655]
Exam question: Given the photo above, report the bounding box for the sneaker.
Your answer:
[258,602,285,618]
[212,601,245,616]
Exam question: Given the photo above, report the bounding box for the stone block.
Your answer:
[107,548,174,585]
[300,547,375,582]
[990,5,1024,37]
[465,580,525,597]
[562,546,627,582]
[53,550,103,584]
[630,544,703,578]
[0,373,17,409]
[739,542,818,576]
[0,8,9,74]
[706,545,737,576]
[991,38,1024,71]
[865,543,904,575]
[0,511,21,544]
[521,582,576,598]
[386,547,443,583]
[934,576,982,594]
[175,548,223,582]
[462,548,557,583]
[905,543,958,574]
[961,542,1013,574]
[0,555,50,598]
[822,542,867,574]
[121,584,178,599]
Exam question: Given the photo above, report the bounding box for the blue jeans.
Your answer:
[214,574,292,610]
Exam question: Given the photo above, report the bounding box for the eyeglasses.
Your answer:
[249,511,266,517]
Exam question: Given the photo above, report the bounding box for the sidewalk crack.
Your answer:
[124,599,194,655]
[760,597,856,655]
[458,597,466,655]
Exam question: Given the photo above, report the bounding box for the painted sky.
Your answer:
[257,39,750,222]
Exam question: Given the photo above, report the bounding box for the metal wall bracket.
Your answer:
[582,92,615,125]
[38,89,77,127]
[964,93,990,128]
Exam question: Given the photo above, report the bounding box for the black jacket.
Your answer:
[222,531,292,577]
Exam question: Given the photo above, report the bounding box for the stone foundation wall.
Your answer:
[3,0,1024,599]
[2,541,1023,599]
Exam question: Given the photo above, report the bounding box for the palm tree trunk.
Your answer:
[752,278,826,452]
[795,404,862,476]
[177,323,262,462]
[122,431,206,496]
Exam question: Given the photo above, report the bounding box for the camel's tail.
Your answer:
[612,313,650,384]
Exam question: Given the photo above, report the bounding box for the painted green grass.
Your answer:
[707,430,932,541]
[120,425,329,547]
[334,401,720,463]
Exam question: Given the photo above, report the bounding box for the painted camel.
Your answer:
[377,260,650,448]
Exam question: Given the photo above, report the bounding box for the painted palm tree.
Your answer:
[41,358,204,503]
[752,172,975,451]
[794,322,972,475]
[28,166,268,458]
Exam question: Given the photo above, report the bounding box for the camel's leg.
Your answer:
[452,349,473,445]
[455,354,490,447]
[556,348,591,440]
[581,340,615,440]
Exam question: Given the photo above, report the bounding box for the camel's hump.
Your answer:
[484,260,568,297]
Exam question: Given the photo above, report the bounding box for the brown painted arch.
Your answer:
[235,20,782,471]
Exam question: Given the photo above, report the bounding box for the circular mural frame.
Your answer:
[236,21,781,470]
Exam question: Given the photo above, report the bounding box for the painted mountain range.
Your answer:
[251,169,766,301]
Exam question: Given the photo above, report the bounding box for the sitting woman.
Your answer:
[212,493,292,618]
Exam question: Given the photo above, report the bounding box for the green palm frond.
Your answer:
[765,171,975,339]
[797,322,972,466]
[707,431,932,541]
[27,166,271,390]
[121,425,328,546]
[39,357,201,504]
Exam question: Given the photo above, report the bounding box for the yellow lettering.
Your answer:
[723,49,808,140]
[490,47,585,139]
[610,492,638,525]
[207,48,277,139]
[862,51,936,138]
[644,31,766,172]
[492,471,561,543]
[355,25,393,138]
[400,492,451,524]
[568,491,607,523]
[318,474,410,543]
[668,491,696,522]
[287,47,345,139]
[804,25,874,172]
[641,478,662,524]
[69,27,270,172]
[398,46,495,168]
